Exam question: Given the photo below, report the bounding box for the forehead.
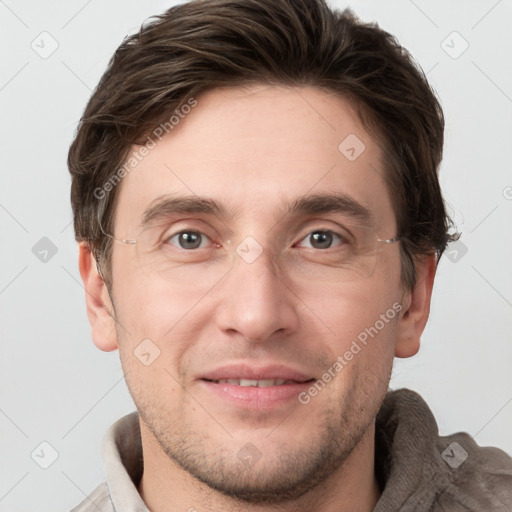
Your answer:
[114,85,396,233]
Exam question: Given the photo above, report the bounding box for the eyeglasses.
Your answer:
[101,219,400,285]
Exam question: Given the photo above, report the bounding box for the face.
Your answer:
[104,85,410,502]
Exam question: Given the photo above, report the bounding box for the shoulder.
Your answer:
[375,389,512,511]
[69,482,113,512]
[432,430,512,511]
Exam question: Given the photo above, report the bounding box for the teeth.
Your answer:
[257,379,278,387]
[240,379,259,387]
[214,379,288,387]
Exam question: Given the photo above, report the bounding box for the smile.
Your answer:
[205,378,297,387]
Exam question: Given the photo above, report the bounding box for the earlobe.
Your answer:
[394,253,437,358]
[78,242,119,352]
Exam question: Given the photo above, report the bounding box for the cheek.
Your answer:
[111,268,217,393]
[318,297,399,407]
[113,287,190,413]
[303,277,402,364]
[120,352,185,422]
[112,264,202,337]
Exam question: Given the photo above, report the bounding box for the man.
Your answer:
[67,0,512,510]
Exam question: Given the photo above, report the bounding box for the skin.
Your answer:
[79,85,436,512]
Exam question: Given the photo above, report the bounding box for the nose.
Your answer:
[215,247,299,343]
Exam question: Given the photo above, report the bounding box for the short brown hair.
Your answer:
[68,0,458,290]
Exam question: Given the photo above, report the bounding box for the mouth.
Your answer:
[203,378,313,387]
[198,365,316,408]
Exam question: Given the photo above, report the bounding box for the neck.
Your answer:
[138,421,381,512]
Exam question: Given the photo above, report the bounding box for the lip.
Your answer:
[198,364,315,409]
[200,363,314,382]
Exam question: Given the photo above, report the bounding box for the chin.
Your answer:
[149,414,367,506]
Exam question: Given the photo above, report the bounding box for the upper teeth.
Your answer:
[215,379,287,387]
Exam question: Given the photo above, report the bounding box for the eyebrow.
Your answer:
[287,193,373,225]
[139,192,373,229]
[140,195,232,228]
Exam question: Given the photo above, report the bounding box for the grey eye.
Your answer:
[298,230,342,249]
[168,231,208,250]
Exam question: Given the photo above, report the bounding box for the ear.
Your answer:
[78,242,118,352]
[394,253,437,358]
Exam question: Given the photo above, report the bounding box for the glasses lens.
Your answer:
[131,223,235,288]
[127,222,382,284]
[275,223,380,283]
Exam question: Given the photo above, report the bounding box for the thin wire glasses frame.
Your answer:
[98,220,402,283]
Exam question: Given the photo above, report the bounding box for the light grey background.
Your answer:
[1,0,511,510]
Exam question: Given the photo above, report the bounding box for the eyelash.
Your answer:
[166,231,214,250]
[164,228,348,251]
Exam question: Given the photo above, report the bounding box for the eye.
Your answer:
[296,230,345,250]
[166,231,210,250]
